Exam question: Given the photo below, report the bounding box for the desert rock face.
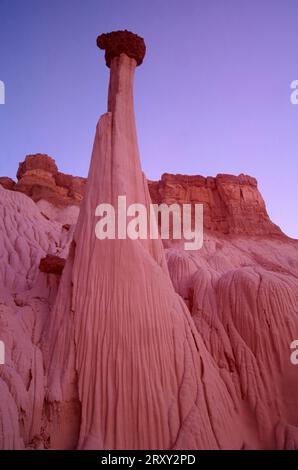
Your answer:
[2,160,280,237]
[148,173,282,236]
[0,30,298,450]
[15,154,86,206]
[8,154,86,224]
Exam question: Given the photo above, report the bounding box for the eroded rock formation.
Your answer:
[15,154,85,205]
[0,30,298,450]
[148,173,282,236]
[1,162,281,238]
[5,154,86,224]
[97,30,146,67]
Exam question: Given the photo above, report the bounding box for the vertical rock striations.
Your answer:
[43,31,243,450]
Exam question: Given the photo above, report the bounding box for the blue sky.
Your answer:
[0,0,298,237]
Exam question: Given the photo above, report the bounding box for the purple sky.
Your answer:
[0,0,298,237]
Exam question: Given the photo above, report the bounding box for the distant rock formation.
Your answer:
[0,154,86,224]
[0,159,282,237]
[149,173,282,236]
[15,154,86,207]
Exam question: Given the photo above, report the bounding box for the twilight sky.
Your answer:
[0,0,297,237]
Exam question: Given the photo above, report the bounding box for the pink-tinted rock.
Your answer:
[15,154,86,208]
[12,154,86,224]
[43,42,247,450]
[0,30,298,452]
[39,255,66,275]
[1,158,282,238]
[148,173,282,236]
[0,185,72,449]
[0,177,15,190]
[16,154,58,180]
[165,234,298,448]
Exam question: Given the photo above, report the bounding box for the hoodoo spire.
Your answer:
[44,30,242,450]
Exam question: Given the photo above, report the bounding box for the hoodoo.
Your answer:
[43,30,243,450]
[2,30,298,451]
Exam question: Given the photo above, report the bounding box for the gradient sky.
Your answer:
[0,0,298,237]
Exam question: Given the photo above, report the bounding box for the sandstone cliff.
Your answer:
[1,159,282,237]
[2,154,86,224]
[149,173,282,236]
